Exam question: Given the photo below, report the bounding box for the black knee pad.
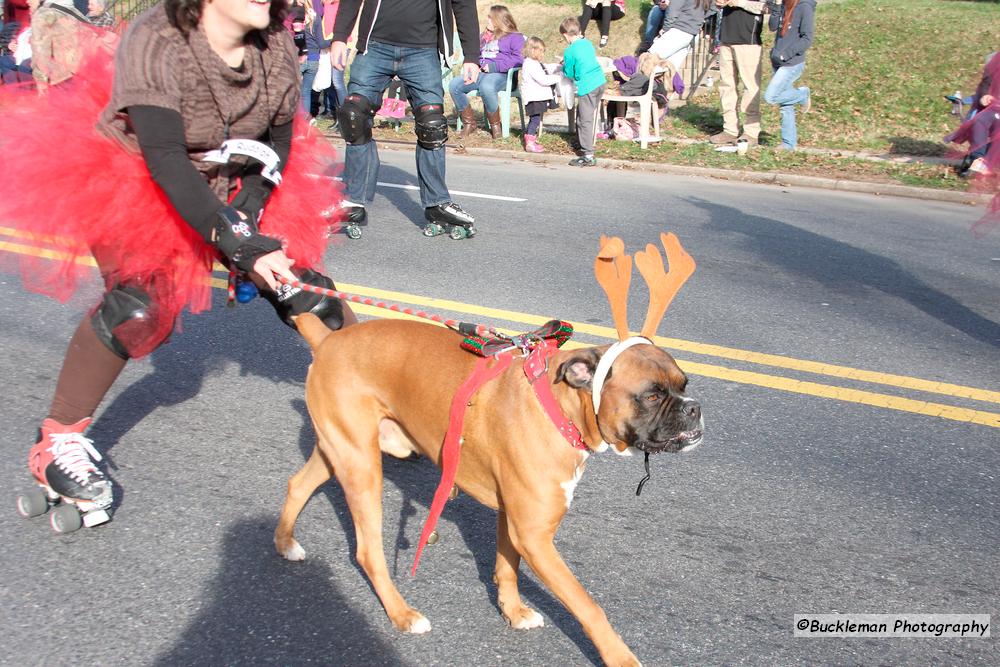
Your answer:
[91,285,154,359]
[338,94,375,145]
[262,268,345,332]
[414,103,448,150]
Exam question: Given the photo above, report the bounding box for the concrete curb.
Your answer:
[326,136,993,206]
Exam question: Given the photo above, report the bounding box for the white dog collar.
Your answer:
[591,337,653,452]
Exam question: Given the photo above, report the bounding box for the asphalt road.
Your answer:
[1,148,998,666]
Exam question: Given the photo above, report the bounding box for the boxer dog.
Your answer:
[274,234,702,667]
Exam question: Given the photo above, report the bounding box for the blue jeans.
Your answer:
[449,70,507,114]
[329,65,347,108]
[644,5,666,43]
[300,60,319,115]
[344,41,450,208]
[764,62,808,150]
[321,51,350,114]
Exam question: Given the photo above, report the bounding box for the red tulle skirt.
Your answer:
[0,45,342,357]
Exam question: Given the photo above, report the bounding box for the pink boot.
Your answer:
[524,134,544,153]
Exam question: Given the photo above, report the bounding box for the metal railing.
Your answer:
[681,17,719,100]
[105,0,160,22]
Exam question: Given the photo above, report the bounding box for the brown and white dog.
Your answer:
[274,235,702,667]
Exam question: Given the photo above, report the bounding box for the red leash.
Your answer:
[278,276,503,338]
[411,353,513,575]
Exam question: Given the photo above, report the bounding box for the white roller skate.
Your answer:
[423,202,476,240]
[18,418,113,533]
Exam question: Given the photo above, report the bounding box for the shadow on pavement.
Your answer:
[152,516,406,667]
[87,296,313,509]
[692,196,1000,348]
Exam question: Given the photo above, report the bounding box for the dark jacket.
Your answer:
[333,0,480,64]
[305,20,333,61]
[768,0,815,69]
[720,4,765,47]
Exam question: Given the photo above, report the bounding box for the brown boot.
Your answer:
[486,110,503,139]
[459,107,477,138]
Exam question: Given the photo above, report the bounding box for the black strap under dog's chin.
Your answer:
[635,452,652,496]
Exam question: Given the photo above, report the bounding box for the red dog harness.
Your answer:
[411,328,585,575]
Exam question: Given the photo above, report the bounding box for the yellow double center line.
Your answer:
[2,226,998,429]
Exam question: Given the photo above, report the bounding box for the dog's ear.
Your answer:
[555,348,604,389]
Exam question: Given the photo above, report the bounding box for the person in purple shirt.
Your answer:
[449,4,525,139]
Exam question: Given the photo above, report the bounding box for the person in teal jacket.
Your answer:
[560,16,606,166]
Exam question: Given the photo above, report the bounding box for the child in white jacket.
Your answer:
[519,37,563,153]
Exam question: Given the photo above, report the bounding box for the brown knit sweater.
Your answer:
[99,5,301,200]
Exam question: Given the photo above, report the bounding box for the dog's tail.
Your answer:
[294,313,334,352]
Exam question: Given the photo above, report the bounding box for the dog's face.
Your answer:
[557,344,703,454]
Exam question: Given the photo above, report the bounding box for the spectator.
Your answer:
[1,19,32,84]
[85,0,114,28]
[947,54,1000,178]
[648,0,710,69]
[763,0,814,151]
[710,0,765,147]
[0,0,353,521]
[291,0,331,119]
[519,35,561,153]
[331,0,481,237]
[2,43,32,83]
[969,51,998,118]
[449,4,524,140]
[4,0,31,28]
[30,0,94,91]
[318,0,348,120]
[579,0,625,49]
[559,15,606,167]
[643,1,669,47]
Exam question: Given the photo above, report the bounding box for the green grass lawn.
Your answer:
[417,0,997,189]
[489,0,998,154]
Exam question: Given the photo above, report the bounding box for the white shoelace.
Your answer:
[48,433,103,485]
[443,203,473,223]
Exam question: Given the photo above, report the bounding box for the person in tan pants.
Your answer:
[710,0,766,147]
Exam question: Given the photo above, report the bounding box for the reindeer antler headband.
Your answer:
[591,233,696,415]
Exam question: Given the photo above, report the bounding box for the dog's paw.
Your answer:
[605,648,642,667]
[509,608,545,630]
[405,614,432,634]
[277,538,306,562]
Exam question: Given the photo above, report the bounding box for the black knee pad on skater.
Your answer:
[414,103,448,150]
[91,285,154,359]
[338,94,375,145]
[262,268,345,331]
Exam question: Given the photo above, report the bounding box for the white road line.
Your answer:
[336,176,526,202]
[375,181,527,202]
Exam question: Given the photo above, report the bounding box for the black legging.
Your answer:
[579,3,625,38]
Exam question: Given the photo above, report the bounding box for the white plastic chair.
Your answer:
[454,67,526,139]
[600,67,668,149]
